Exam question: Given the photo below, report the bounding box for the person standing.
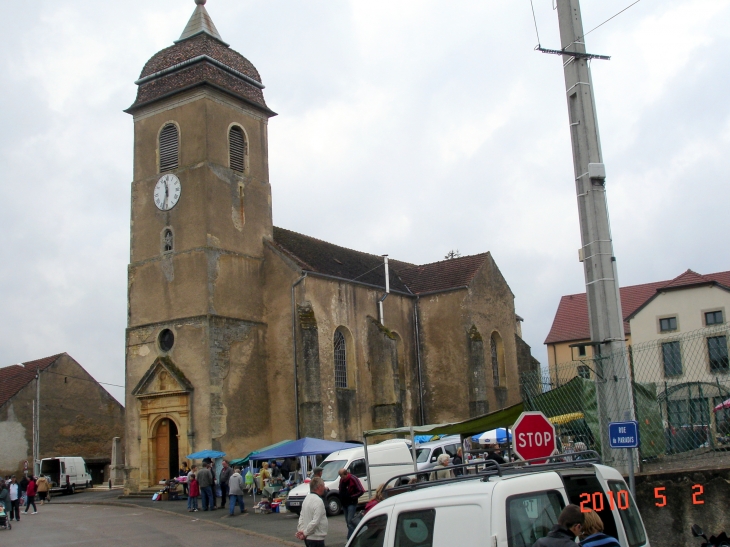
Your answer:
[296,477,328,547]
[430,454,453,481]
[219,460,233,509]
[226,467,247,516]
[532,504,584,547]
[8,477,20,521]
[19,475,28,508]
[187,470,200,512]
[338,469,364,540]
[197,463,214,511]
[452,447,464,476]
[36,475,50,505]
[485,444,506,465]
[179,462,189,497]
[0,480,9,513]
[24,475,38,514]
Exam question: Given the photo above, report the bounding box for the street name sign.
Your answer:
[609,421,639,448]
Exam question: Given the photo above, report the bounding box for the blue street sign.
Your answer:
[609,421,639,448]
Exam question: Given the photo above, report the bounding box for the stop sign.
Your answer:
[512,411,556,463]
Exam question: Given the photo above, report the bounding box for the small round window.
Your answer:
[159,329,175,352]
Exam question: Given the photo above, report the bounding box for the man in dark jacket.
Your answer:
[338,469,364,540]
[219,460,233,509]
[197,463,214,511]
[533,504,584,547]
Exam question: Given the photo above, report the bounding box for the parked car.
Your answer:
[347,456,650,547]
[286,440,415,516]
[415,435,462,472]
[39,457,92,494]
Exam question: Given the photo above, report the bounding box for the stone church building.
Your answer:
[124,0,538,492]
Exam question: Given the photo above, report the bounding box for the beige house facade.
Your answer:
[123,2,539,493]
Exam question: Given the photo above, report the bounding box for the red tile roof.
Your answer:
[544,270,730,344]
[272,226,490,295]
[397,253,490,295]
[0,353,64,408]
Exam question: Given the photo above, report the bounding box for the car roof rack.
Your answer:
[382,451,602,499]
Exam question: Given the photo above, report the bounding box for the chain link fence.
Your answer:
[521,325,730,472]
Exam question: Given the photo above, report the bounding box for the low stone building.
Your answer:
[123,1,539,492]
[0,353,125,481]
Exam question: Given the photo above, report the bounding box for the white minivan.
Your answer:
[286,440,415,516]
[346,458,650,547]
[39,457,92,494]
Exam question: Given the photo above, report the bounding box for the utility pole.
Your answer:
[553,0,636,472]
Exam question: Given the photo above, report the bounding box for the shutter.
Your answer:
[229,126,246,173]
[159,124,179,172]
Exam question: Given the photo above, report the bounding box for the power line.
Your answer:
[42,369,124,389]
[578,0,642,41]
[530,0,542,46]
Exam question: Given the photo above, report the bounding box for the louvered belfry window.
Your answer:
[159,123,179,173]
[334,330,347,388]
[229,126,246,173]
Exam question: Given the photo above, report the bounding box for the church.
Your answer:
[123,0,538,492]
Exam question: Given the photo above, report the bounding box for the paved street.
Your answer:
[24,489,349,546]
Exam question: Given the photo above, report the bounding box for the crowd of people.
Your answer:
[181,459,248,517]
[0,473,52,523]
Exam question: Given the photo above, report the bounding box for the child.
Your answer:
[187,472,200,512]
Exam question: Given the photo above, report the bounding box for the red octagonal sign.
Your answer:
[512,411,556,464]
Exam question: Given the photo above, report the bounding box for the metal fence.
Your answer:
[521,325,730,472]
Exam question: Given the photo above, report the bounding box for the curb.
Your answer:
[56,499,300,547]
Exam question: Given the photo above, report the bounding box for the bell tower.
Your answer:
[123,0,276,492]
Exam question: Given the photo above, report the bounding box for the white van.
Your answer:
[285,440,415,516]
[346,458,650,547]
[39,457,92,494]
[414,435,462,472]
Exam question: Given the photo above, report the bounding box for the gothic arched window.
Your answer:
[229,125,247,173]
[159,123,179,173]
[334,330,347,388]
[491,335,500,387]
[163,229,173,252]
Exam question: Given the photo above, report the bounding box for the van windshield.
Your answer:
[320,460,347,482]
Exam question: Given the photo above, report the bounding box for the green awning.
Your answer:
[229,439,293,466]
[363,402,524,438]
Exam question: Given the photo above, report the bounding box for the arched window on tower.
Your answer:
[229,125,247,173]
[491,335,500,387]
[334,330,347,388]
[159,123,179,172]
[163,229,173,252]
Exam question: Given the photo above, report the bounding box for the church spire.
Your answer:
[176,0,229,46]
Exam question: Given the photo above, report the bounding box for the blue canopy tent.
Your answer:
[187,449,226,460]
[229,440,293,467]
[250,437,360,461]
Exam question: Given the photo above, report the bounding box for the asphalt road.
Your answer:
[3,502,300,546]
[26,489,349,546]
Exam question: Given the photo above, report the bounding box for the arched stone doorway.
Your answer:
[153,417,179,484]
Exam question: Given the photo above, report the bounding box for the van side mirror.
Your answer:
[691,524,704,538]
[431,457,437,463]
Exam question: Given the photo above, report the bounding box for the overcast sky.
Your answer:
[1,0,729,406]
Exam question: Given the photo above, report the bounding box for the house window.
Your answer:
[708,336,729,372]
[662,341,682,376]
[159,123,179,172]
[705,311,724,325]
[577,345,587,357]
[229,125,246,173]
[659,317,677,332]
[491,336,500,387]
[334,330,347,388]
[577,365,590,379]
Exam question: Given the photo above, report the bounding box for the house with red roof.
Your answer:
[0,353,124,480]
[545,269,730,439]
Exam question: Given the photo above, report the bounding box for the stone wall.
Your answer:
[635,468,730,547]
[0,354,124,478]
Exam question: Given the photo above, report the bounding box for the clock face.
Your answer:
[154,174,182,211]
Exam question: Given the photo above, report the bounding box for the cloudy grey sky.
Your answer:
[1,0,729,405]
